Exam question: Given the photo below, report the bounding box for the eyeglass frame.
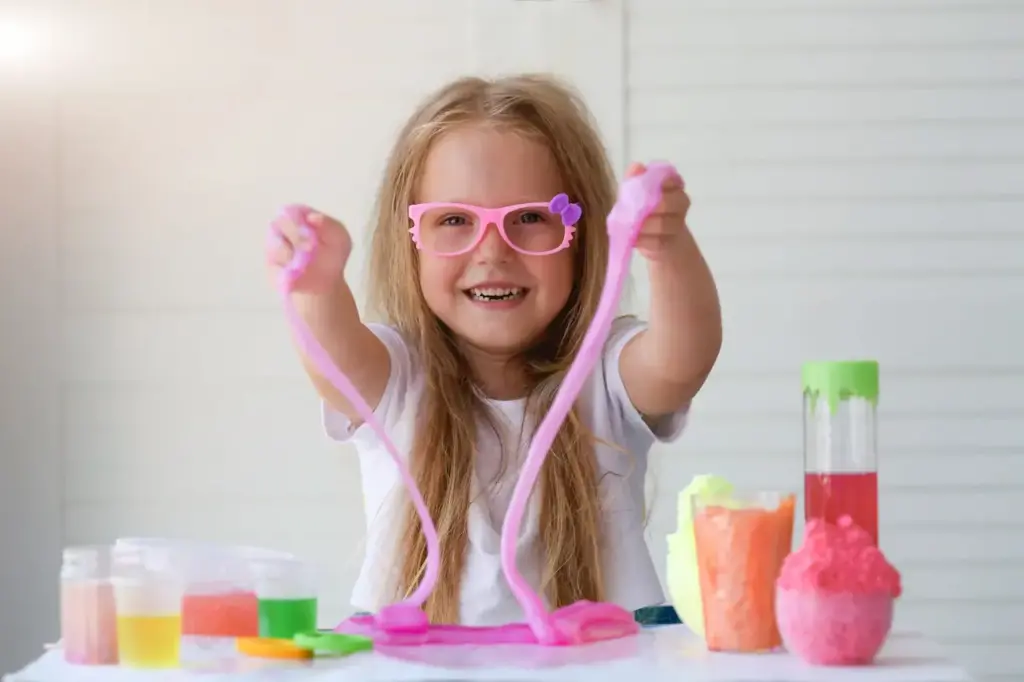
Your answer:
[408,193,582,257]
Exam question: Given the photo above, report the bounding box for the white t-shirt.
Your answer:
[322,316,687,626]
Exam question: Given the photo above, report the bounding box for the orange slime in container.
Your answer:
[693,493,795,652]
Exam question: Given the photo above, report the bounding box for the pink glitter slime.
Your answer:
[776,516,902,665]
[271,163,680,647]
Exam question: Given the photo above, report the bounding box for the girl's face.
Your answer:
[415,125,574,357]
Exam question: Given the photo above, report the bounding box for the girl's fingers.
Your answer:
[626,162,683,189]
[661,187,690,214]
[619,163,690,238]
[662,173,684,191]
[306,212,329,230]
[273,213,314,250]
[266,217,298,267]
[644,191,688,221]
[266,241,294,267]
[625,161,646,178]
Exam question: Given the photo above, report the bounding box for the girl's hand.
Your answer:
[265,207,390,423]
[626,162,691,262]
[266,207,353,294]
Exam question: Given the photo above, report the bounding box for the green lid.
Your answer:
[802,360,879,414]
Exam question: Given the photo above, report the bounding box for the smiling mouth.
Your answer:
[465,286,527,302]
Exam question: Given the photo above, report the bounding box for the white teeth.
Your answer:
[468,287,523,301]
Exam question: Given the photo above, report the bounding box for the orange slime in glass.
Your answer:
[693,494,795,652]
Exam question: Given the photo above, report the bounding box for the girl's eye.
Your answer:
[516,211,547,225]
[440,214,469,227]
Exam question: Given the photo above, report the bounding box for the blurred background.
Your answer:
[1,0,1021,679]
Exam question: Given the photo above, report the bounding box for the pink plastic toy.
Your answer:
[270,162,680,647]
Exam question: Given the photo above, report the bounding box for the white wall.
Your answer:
[1,0,1020,679]
[0,0,62,666]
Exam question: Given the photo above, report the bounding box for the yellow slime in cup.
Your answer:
[666,474,734,638]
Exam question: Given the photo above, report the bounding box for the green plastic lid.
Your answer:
[802,360,879,413]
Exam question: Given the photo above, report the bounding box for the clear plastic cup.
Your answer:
[111,545,184,668]
[251,557,318,639]
[60,545,118,665]
[692,491,796,652]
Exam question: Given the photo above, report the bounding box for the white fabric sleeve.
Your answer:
[602,316,688,443]
[320,323,413,444]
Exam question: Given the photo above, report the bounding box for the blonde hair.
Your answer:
[367,74,617,623]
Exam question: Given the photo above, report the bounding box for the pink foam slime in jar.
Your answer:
[775,516,902,665]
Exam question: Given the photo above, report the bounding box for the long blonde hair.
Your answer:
[367,74,617,623]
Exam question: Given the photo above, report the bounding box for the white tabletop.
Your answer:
[5,627,974,682]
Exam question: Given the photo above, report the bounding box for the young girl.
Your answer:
[266,74,722,627]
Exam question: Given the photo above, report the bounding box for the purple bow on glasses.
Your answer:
[549,193,582,227]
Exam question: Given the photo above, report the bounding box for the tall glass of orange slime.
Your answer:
[692,492,795,652]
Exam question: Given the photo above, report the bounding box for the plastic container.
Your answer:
[691,491,795,652]
[251,557,318,639]
[114,538,290,637]
[803,360,880,546]
[111,544,184,669]
[60,545,118,665]
[666,474,735,639]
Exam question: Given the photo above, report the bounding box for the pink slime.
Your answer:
[272,162,680,647]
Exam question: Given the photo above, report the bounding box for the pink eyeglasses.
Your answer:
[409,193,582,256]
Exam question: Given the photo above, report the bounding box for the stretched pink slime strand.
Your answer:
[499,163,680,639]
[272,205,440,610]
[273,164,676,644]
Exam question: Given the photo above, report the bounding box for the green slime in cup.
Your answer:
[257,597,318,639]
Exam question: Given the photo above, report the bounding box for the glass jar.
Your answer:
[60,545,118,665]
[802,360,880,545]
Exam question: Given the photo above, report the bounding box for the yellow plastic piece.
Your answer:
[665,474,734,639]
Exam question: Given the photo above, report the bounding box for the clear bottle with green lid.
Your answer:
[802,360,880,545]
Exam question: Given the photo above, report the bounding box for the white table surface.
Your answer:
[5,627,974,682]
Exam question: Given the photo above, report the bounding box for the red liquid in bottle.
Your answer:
[803,472,878,546]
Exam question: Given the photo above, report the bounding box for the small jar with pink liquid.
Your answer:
[802,361,880,546]
[60,545,118,665]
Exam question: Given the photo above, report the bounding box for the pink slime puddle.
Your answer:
[374,631,641,669]
[271,163,680,648]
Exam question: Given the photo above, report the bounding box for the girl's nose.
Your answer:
[474,222,512,261]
